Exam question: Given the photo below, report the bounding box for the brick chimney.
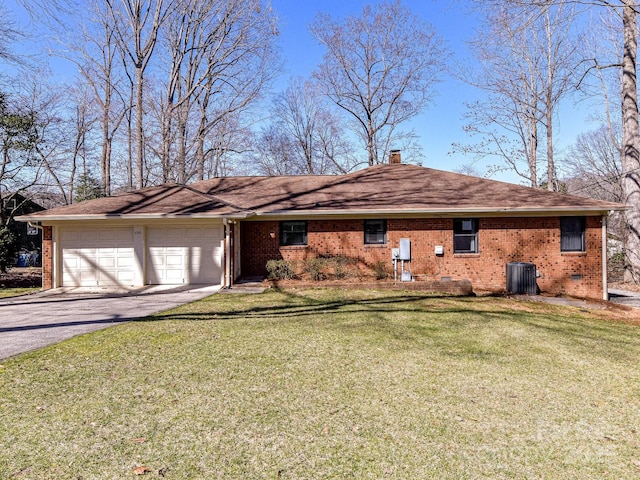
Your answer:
[389,150,401,164]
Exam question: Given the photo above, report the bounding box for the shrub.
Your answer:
[609,251,625,265]
[373,260,390,280]
[304,258,328,281]
[332,255,356,280]
[266,260,296,280]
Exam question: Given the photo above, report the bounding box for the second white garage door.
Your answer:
[146,226,223,285]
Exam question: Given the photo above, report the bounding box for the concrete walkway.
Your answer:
[514,288,640,310]
[608,288,640,309]
[0,285,220,360]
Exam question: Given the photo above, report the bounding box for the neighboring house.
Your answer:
[3,193,45,266]
[17,154,626,300]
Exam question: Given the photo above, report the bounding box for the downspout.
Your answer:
[28,221,43,232]
[602,215,608,301]
[223,218,232,289]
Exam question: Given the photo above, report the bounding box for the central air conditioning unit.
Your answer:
[506,262,538,295]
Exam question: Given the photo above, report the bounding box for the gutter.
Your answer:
[15,204,628,223]
[27,220,43,231]
[249,205,629,219]
[15,212,255,222]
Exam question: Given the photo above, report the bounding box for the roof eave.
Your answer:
[252,205,627,218]
[15,212,255,222]
[16,204,628,223]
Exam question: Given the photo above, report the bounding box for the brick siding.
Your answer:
[42,225,53,290]
[240,216,604,299]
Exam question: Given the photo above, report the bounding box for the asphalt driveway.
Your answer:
[0,285,220,360]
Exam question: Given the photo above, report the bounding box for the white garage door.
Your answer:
[146,226,223,285]
[61,227,135,287]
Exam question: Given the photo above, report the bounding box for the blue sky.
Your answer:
[3,0,600,184]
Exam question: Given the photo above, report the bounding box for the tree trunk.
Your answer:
[101,105,111,196]
[160,106,172,183]
[176,107,187,184]
[135,64,144,189]
[544,8,555,192]
[126,80,134,190]
[529,116,538,188]
[621,1,640,283]
[546,107,555,191]
[367,120,375,166]
[196,136,205,180]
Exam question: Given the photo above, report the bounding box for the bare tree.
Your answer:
[564,125,623,202]
[563,124,626,242]
[53,1,128,196]
[268,77,357,175]
[107,0,176,189]
[148,0,279,183]
[538,3,582,190]
[0,2,26,63]
[191,0,279,181]
[455,3,580,188]
[310,0,445,166]
[475,0,640,281]
[252,125,298,176]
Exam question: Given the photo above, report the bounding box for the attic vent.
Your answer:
[389,150,401,164]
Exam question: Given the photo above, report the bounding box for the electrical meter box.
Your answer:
[399,238,411,260]
[391,248,400,260]
[434,245,444,256]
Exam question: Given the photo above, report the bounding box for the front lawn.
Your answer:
[0,287,39,298]
[1,289,639,479]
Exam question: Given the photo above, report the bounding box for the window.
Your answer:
[2,198,16,211]
[364,219,387,245]
[280,221,307,246]
[561,217,585,252]
[454,218,479,253]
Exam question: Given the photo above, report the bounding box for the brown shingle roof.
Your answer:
[193,164,624,215]
[20,164,625,221]
[20,184,247,219]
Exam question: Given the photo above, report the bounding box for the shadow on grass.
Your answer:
[3,290,637,357]
[148,289,639,350]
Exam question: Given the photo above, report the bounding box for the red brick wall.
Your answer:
[42,226,53,290]
[240,216,604,299]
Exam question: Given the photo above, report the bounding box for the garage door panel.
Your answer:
[146,226,222,285]
[99,258,116,269]
[78,271,98,285]
[117,256,134,268]
[61,227,134,287]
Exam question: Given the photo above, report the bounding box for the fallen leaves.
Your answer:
[133,466,152,475]
[132,465,169,476]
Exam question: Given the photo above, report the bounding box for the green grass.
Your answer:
[1,289,639,479]
[0,287,39,298]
